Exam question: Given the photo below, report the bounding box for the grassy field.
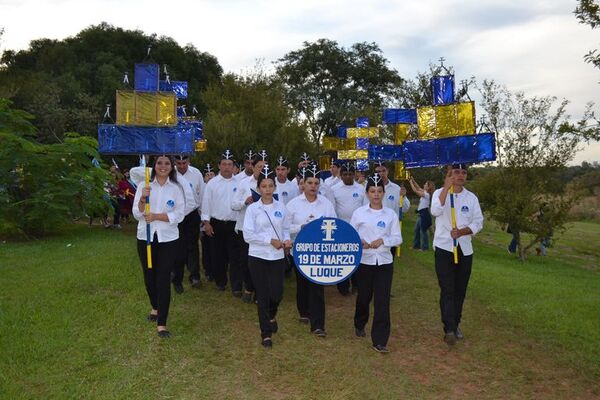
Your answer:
[0,216,599,399]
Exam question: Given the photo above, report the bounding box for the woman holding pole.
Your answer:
[132,155,185,338]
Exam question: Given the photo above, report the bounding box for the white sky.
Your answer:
[1,0,599,163]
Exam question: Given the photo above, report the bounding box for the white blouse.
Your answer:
[243,200,291,260]
[132,177,185,243]
[350,204,402,266]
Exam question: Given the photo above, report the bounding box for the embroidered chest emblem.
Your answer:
[377,220,386,228]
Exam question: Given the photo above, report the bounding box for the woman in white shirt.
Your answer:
[409,178,435,251]
[132,155,185,338]
[350,173,402,353]
[243,166,292,348]
[286,164,336,337]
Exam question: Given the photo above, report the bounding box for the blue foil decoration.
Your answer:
[368,145,404,161]
[356,117,370,128]
[134,63,160,91]
[356,138,370,150]
[98,124,194,155]
[356,159,370,171]
[159,80,188,99]
[432,75,455,105]
[382,109,418,125]
[337,125,347,138]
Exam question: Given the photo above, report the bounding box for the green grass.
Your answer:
[0,219,599,399]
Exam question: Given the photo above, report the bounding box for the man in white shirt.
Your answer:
[329,162,365,296]
[235,150,256,182]
[172,155,205,292]
[201,150,241,292]
[430,164,484,346]
[274,156,299,206]
[231,155,266,301]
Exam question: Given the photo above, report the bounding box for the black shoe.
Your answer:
[261,337,272,348]
[173,283,184,294]
[355,327,366,337]
[190,278,201,289]
[372,344,389,353]
[242,291,253,304]
[298,317,310,324]
[216,285,226,291]
[444,331,457,346]
[147,314,158,322]
[157,330,171,338]
[312,329,327,338]
[232,290,242,298]
[270,319,278,334]
[455,327,464,340]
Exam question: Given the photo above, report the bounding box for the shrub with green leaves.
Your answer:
[0,99,110,239]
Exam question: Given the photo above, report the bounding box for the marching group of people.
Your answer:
[128,149,484,351]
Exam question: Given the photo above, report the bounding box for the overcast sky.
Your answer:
[1,0,599,163]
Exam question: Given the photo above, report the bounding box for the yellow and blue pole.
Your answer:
[449,185,458,264]
[145,166,152,269]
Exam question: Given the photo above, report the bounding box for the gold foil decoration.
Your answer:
[394,124,410,144]
[195,140,207,152]
[346,127,379,139]
[337,150,368,160]
[319,155,332,171]
[435,104,458,137]
[394,161,410,181]
[116,90,135,125]
[456,101,476,135]
[417,106,436,139]
[156,92,177,126]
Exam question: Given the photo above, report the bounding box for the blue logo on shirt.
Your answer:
[377,220,386,228]
[274,211,283,218]
[388,195,395,201]
[233,187,237,192]
[461,205,469,213]
[352,193,359,198]
[282,191,288,197]
[189,182,193,188]
[166,199,175,209]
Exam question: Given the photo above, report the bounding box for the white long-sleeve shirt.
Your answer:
[430,187,484,256]
[231,175,258,232]
[130,166,196,216]
[329,181,366,223]
[362,181,410,217]
[286,193,337,241]
[274,178,300,205]
[201,174,239,222]
[179,165,205,214]
[351,204,402,266]
[243,200,291,260]
[132,177,185,242]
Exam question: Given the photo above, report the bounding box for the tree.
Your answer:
[472,81,600,259]
[275,39,402,149]
[200,66,311,167]
[0,99,110,239]
[0,23,223,143]
[574,0,600,70]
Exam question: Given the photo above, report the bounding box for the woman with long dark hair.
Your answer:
[132,155,185,338]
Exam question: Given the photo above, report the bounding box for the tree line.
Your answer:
[1,22,599,261]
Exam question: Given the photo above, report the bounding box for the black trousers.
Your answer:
[293,259,325,331]
[201,231,213,279]
[172,210,201,285]
[336,274,357,295]
[210,218,240,289]
[137,235,177,326]
[354,263,393,347]
[434,246,472,333]
[248,256,285,338]
[237,232,255,292]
